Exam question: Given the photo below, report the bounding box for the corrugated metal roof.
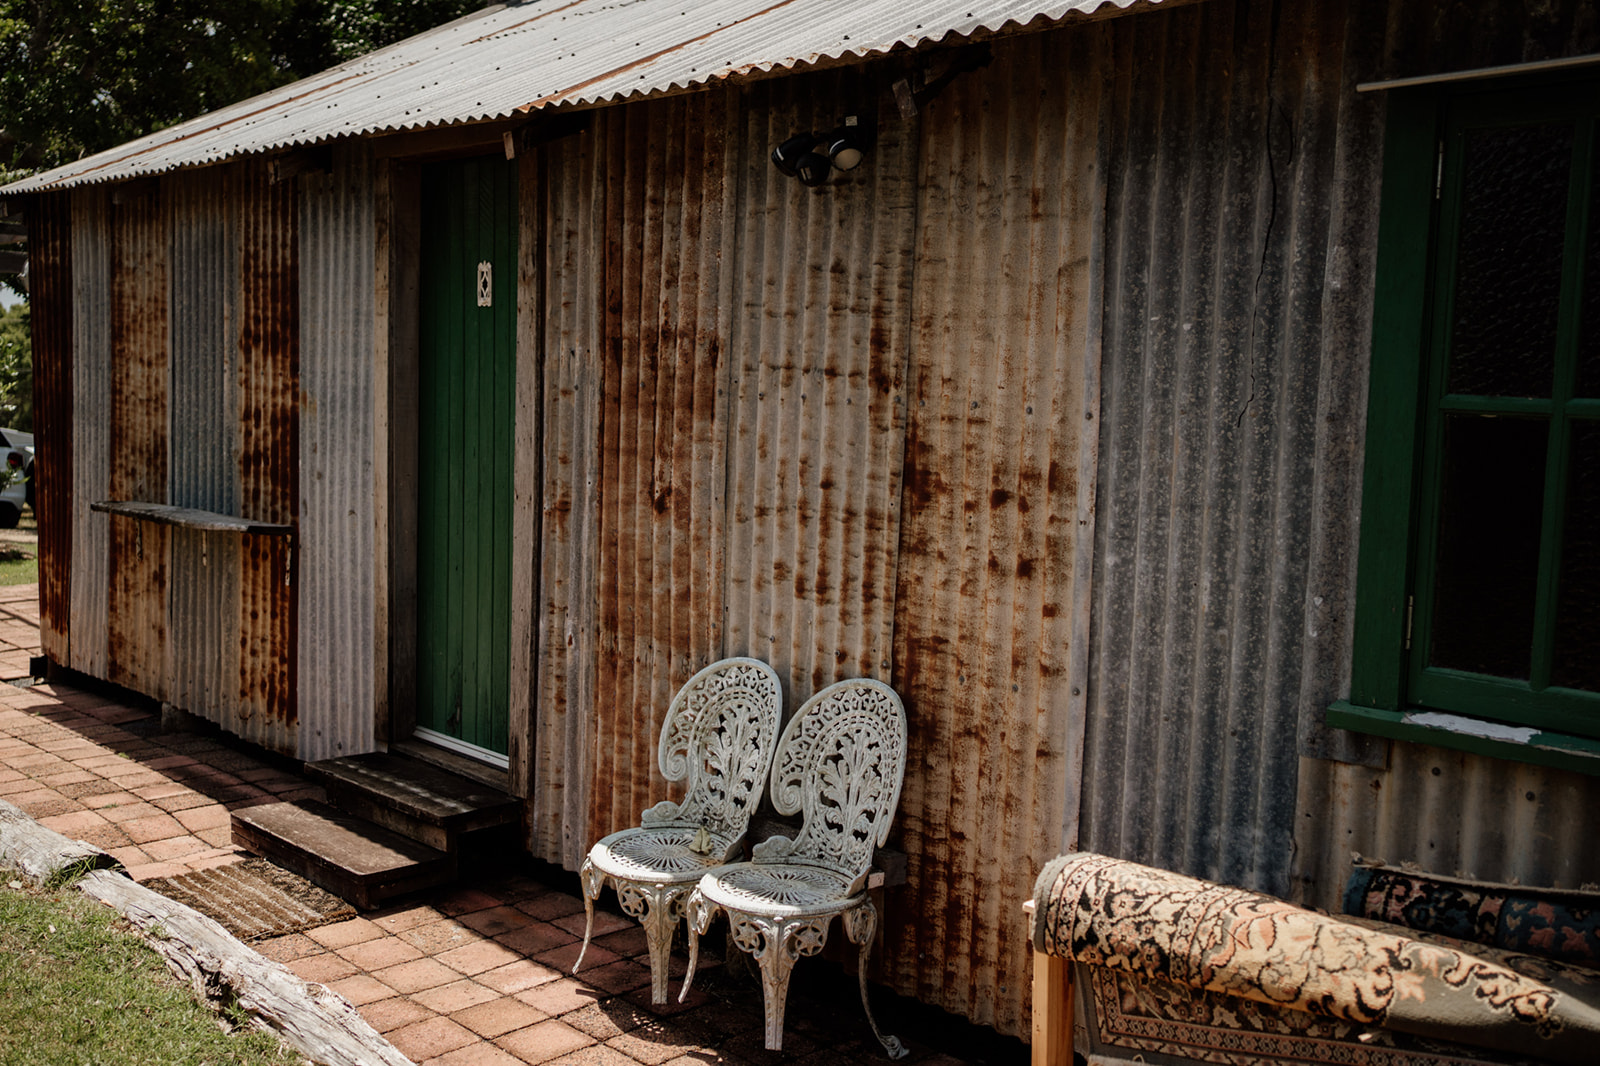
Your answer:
[3,0,1166,194]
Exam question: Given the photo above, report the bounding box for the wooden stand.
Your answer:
[1025,898,1074,1066]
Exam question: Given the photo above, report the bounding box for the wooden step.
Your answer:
[231,800,453,911]
[305,753,520,852]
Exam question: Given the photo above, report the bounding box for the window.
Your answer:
[1331,74,1600,773]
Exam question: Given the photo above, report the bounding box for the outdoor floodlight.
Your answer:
[825,116,866,171]
[770,115,871,186]
[771,131,821,177]
[794,149,832,186]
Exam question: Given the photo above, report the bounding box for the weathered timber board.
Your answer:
[232,800,453,910]
[0,798,119,882]
[79,869,411,1066]
[305,753,519,829]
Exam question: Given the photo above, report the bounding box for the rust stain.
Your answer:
[234,161,300,734]
[29,194,74,663]
[107,181,169,697]
[469,0,589,43]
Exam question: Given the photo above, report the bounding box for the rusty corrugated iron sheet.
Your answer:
[1284,0,1600,907]
[1295,745,1600,911]
[166,169,243,731]
[529,52,1101,1037]
[887,28,1106,1032]
[28,193,72,666]
[68,188,110,678]
[531,124,604,865]
[1,0,1176,196]
[1082,0,1600,907]
[107,183,169,699]
[297,144,377,762]
[586,91,734,847]
[720,68,914,709]
[233,161,299,752]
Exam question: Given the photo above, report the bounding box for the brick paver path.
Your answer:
[0,585,1013,1066]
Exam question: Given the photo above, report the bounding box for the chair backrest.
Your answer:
[759,678,907,890]
[647,657,783,841]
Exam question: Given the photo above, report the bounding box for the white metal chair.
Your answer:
[574,656,783,1004]
[681,677,909,1058]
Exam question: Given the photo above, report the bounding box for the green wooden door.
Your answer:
[416,156,518,760]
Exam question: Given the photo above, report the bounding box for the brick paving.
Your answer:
[0,585,1021,1066]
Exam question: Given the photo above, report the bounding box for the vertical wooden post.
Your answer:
[1032,953,1072,1066]
[1026,899,1073,1066]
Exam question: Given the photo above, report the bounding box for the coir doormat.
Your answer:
[145,857,356,941]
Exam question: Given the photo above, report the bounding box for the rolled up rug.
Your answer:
[1032,852,1600,1065]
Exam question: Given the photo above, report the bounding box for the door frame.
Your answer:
[375,144,539,797]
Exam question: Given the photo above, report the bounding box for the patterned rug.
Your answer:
[1032,852,1600,1066]
[1343,861,1600,967]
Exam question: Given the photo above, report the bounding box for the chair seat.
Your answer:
[588,826,734,884]
[698,862,864,919]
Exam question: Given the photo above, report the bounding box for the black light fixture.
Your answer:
[770,114,871,186]
[771,131,821,177]
[824,116,866,171]
[794,148,832,186]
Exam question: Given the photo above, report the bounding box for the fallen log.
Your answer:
[78,868,413,1066]
[0,797,118,883]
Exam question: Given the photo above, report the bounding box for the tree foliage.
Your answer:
[0,0,481,298]
[0,0,482,174]
[0,302,31,431]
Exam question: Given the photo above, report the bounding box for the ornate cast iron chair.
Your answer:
[574,656,783,1005]
[681,678,909,1058]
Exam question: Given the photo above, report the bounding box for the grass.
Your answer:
[0,546,36,588]
[0,869,303,1065]
[0,504,36,587]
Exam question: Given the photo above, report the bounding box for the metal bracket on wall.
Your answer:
[891,43,993,120]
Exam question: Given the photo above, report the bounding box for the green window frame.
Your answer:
[1330,73,1600,775]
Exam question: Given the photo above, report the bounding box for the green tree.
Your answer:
[0,0,481,295]
[0,302,30,431]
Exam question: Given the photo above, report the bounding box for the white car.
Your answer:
[0,427,33,529]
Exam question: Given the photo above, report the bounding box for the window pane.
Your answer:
[1447,122,1572,398]
[1578,157,1600,399]
[1554,421,1600,690]
[1428,414,1548,679]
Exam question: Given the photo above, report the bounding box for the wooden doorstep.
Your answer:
[231,800,453,911]
[307,752,519,830]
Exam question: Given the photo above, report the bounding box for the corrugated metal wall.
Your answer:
[23,0,1599,1042]
[28,192,72,666]
[532,126,605,862]
[531,55,1101,1035]
[68,189,109,678]
[720,72,918,711]
[233,161,299,749]
[167,169,243,730]
[1081,0,1600,910]
[588,92,735,839]
[1289,0,1600,908]
[41,160,308,757]
[298,145,377,761]
[1082,0,1382,895]
[888,30,1106,1029]
[108,183,170,699]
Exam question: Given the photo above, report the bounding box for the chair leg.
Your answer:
[616,882,686,1005]
[729,911,830,1051]
[843,901,907,1059]
[680,888,716,1002]
[573,858,606,975]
